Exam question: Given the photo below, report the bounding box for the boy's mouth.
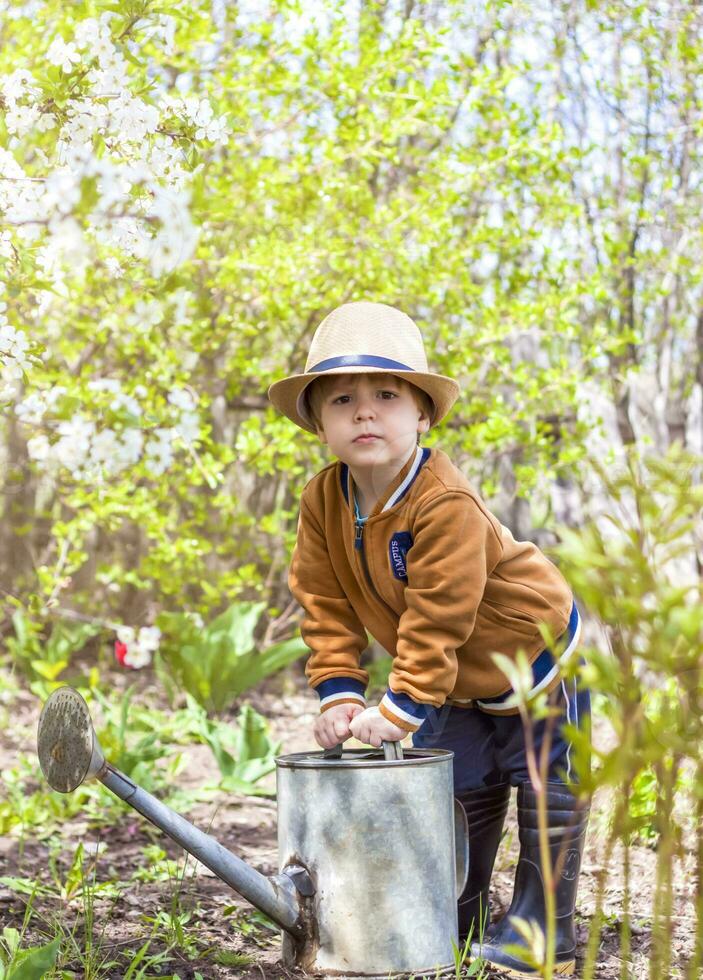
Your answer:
[353,434,380,443]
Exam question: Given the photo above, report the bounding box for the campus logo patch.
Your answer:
[389,532,413,581]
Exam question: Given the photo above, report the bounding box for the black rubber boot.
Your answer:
[456,782,511,944]
[471,782,589,977]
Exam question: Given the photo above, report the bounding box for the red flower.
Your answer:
[114,639,132,668]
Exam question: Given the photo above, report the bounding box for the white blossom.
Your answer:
[116,624,161,668]
[92,32,118,64]
[118,428,144,465]
[90,428,120,467]
[1,69,40,103]
[50,216,90,266]
[138,626,161,652]
[104,256,123,276]
[0,360,24,401]
[35,112,57,133]
[127,299,164,332]
[168,387,197,411]
[54,416,95,471]
[116,625,136,645]
[73,18,100,49]
[88,378,122,394]
[86,65,127,97]
[44,168,82,214]
[0,147,26,178]
[27,433,52,463]
[145,428,175,475]
[108,93,159,143]
[46,37,81,73]
[63,105,108,143]
[15,390,47,424]
[148,233,186,276]
[0,231,13,258]
[123,645,151,669]
[197,114,229,143]
[5,103,40,136]
[0,323,30,367]
[175,411,200,443]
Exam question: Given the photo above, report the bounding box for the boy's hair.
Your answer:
[304,374,435,443]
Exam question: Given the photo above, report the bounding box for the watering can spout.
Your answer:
[37,687,310,939]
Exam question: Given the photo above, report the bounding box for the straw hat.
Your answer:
[267,301,460,434]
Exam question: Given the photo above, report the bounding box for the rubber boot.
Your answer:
[456,782,511,944]
[471,782,589,977]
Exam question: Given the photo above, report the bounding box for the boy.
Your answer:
[268,301,590,978]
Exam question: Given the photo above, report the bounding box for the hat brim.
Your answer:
[268,367,460,434]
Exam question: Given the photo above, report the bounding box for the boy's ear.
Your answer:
[316,424,328,444]
[417,411,430,435]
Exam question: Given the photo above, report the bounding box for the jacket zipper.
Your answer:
[354,516,398,620]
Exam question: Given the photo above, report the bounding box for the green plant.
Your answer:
[222,908,279,948]
[0,885,60,980]
[155,601,306,713]
[551,445,703,980]
[188,695,280,793]
[451,931,487,978]
[0,758,93,839]
[91,686,179,793]
[139,852,207,964]
[5,612,100,697]
[129,846,183,885]
[0,931,60,980]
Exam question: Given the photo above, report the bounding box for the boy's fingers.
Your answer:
[333,717,350,739]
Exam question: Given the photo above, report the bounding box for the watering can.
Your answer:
[37,687,470,978]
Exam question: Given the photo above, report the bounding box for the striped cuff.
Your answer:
[315,677,367,713]
[378,689,432,733]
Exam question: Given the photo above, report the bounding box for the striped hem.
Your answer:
[379,689,432,732]
[476,603,582,715]
[316,677,367,712]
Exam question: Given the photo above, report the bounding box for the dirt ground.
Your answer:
[0,676,696,980]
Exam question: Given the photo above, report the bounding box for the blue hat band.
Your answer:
[307,354,415,373]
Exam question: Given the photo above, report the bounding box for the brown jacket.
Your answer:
[289,445,573,728]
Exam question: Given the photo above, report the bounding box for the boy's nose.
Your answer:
[354,398,376,420]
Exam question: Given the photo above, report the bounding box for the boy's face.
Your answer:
[314,373,430,474]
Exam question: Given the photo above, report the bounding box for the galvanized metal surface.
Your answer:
[277,747,459,977]
[453,797,470,897]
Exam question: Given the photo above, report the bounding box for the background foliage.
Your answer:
[3,0,701,642]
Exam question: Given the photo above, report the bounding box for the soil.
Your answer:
[0,675,696,980]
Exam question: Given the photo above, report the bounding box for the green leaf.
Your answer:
[7,938,60,980]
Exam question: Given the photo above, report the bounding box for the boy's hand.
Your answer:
[314,702,364,749]
[349,706,406,747]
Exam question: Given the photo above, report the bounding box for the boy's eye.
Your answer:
[331,390,398,404]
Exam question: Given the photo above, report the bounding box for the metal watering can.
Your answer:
[37,687,469,978]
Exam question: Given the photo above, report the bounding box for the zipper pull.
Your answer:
[354,520,364,550]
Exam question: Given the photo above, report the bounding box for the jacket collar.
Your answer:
[339,445,431,514]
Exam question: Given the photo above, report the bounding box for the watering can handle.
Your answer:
[382,740,404,760]
[323,741,404,760]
